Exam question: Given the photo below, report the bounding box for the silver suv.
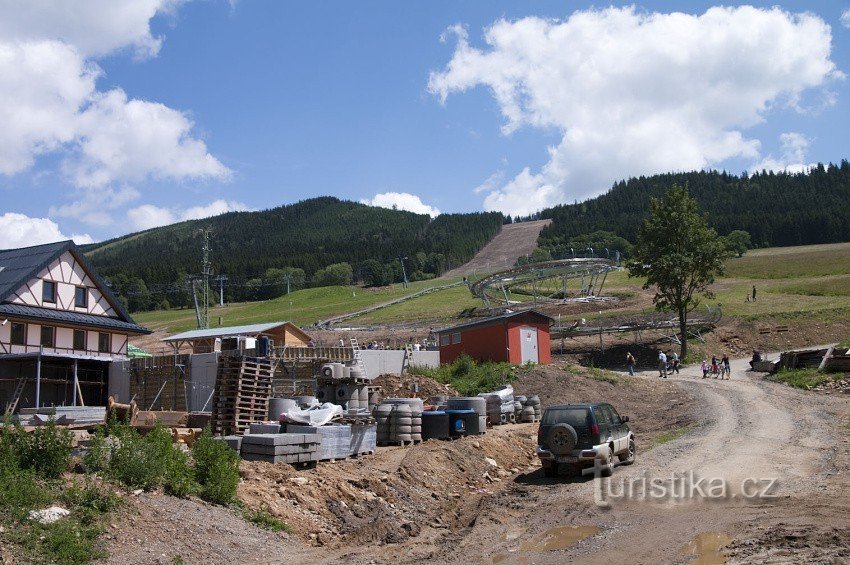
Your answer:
[536,403,635,477]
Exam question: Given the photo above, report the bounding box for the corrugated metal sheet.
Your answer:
[162,322,290,342]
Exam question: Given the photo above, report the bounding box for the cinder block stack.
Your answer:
[286,424,352,461]
[239,433,321,464]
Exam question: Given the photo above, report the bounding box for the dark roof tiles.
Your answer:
[0,303,150,334]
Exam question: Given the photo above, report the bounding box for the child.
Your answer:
[701,359,709,379]
[711,356,719,378]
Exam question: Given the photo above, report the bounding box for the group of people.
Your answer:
[656,349,680,378]
[624,349,733,379]
[701,354,731,379]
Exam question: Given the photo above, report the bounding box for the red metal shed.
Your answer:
[436,310,553,365]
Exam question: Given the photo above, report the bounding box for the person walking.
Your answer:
[752,285,757,302]
[658,350,668,378]
[670,351,680,374]
[626,352,636,376]
[711,355,719,378]
[722,353,731,379]
[701,359,709,379]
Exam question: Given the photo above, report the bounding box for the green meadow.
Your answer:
[135,242,850,332]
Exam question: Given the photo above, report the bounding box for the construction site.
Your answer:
[2,227,850,564]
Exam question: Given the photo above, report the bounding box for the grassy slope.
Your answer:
[135,242,850,332]
[134,278,463,333]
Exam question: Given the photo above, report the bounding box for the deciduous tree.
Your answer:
[628,185,732,359]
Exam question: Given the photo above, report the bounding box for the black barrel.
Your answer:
[446,409,476,437]
[421,410,450,440]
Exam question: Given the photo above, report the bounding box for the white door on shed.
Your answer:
[519,326,538,364]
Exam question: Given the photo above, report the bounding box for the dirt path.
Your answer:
[444,219,551,278]
[436,358,849,564]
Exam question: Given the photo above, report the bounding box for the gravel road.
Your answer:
[439,356,849,564]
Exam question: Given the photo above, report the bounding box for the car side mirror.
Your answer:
[621,416,629,423]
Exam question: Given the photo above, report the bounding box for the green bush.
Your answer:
[0,419,73,479]
[106,425,197,494]
[163,447,198,498]
[410,354,518,396]
[82,428,110,473]
[192,429,239,504]
[243,506,292,533]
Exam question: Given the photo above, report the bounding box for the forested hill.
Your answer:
[83,197,502,309]
[537,162,850,252]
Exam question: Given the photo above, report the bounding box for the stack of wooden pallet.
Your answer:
[211,355,273,436]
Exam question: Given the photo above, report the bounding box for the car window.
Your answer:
[607,405,622,423]
[542,408,589,431]
[593,406,609,426]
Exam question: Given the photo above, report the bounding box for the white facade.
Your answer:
[9,251,117,317]
[0,250,129,359]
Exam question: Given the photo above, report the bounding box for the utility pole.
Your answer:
[214,274,228,306]
[200,229,213,329]
[190,279,202,329]
[398,256,409,289]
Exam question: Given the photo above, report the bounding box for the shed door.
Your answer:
[520,326,538,364]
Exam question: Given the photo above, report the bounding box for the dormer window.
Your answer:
[75,286,88,308]
[42,281,56,303]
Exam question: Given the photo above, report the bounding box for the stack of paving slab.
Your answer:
[349,422,377,456]
[286,424,352,461]
[239,433,321,464]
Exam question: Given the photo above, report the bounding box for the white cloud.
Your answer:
[49,186,141,226]
[841,9,850,28]
[751,132,813,173]
[473,170,505,195]
[69,89,231,188]
[127,199,251,231]
[0,0,182,58]
[0,0,230,202]
[430,6,838,216]
[181,199,250,220]
[360,192,441,217]
[0,212,92,249]
[0,41,97,176]
[126,204,176,231]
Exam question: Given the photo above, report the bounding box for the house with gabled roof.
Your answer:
[0,240,150,412]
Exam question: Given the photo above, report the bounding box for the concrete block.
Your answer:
[287,425,351,461]
[242,433,305,446]
[215,435,242,452]
[240,443,318,456]
[249,422,282,434]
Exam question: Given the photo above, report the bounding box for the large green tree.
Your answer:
[627,185,732,359]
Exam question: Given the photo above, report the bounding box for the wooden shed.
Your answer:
[163,322,311,354]
[436,310,552,365]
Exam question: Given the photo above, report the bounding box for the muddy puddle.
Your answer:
[519,525,601,551]
[682,531,733,564]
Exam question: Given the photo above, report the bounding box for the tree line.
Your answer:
[537,162,850,251]
[84,197,503,312]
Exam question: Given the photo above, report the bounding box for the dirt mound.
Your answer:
[372,373,457,400]
[237,425,537,550]
[512,363,696,443]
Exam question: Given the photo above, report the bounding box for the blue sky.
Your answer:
[1,1,849,247]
